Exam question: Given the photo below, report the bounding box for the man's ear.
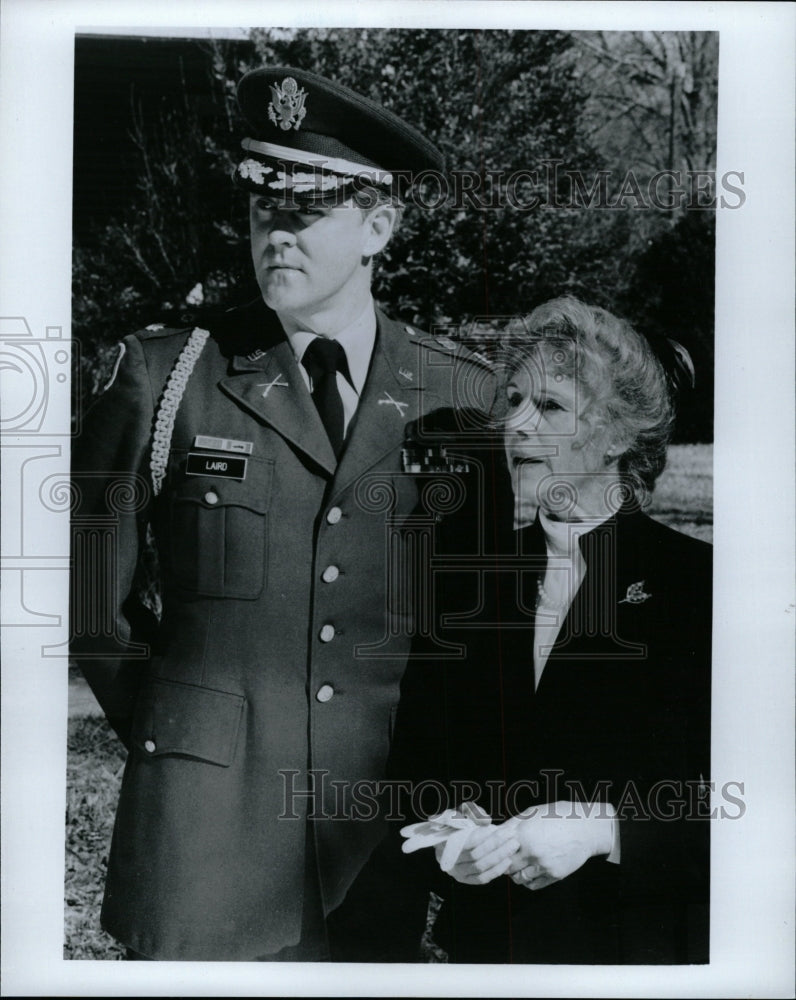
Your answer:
[361,204,398,258]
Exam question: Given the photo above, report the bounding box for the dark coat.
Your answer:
[70,297,495,960]
[331,496,712,964]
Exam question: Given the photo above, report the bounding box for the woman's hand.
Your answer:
[433,819,522,886]
[501,801,617,891]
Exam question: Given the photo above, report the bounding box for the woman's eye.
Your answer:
[540,398,563,413]
[506,390,523,408]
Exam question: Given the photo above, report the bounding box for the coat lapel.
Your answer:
[534,511,650,697]
[330,311,437,498]
[217,304,442,485]
[219,336,337,475]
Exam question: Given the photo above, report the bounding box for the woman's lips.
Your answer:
[511,454,546,468]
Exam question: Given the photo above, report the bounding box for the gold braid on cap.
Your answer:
[150,327,210,497]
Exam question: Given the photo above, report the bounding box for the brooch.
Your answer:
[619,580,652,605]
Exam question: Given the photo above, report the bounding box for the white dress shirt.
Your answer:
[285,299,377,437]
[532,507,621,864]
[533,510,590,689]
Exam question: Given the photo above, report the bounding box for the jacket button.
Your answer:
[204,491,219,505]
[316,684,334,703]
[144,739,156,753]
[321,565,340,583]
[326,506,342,524]
[319,624,335,643]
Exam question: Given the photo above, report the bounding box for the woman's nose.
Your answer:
[505,403,540,435]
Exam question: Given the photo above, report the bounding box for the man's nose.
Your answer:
[266,219,298,248]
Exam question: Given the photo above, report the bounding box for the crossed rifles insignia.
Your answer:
[268,77,308,131]
[378,392,409,417]
[258,374,289,398]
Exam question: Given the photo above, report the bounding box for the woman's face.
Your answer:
[502,349,618,523]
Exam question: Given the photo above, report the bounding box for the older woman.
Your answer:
[330,296,711,964]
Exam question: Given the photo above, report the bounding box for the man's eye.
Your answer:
[298,204,326,217]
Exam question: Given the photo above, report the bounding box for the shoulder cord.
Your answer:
[150,327,210,497]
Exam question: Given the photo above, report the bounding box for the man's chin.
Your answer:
[260,286,306,315]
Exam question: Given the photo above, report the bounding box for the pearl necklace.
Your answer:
[536,577,570,613]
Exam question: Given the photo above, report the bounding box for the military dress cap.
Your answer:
[234,66,444,197]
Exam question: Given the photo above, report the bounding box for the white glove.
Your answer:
[401,801,522,885]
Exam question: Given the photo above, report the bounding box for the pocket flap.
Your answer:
[168,453,273,513]
[131,678,245,766]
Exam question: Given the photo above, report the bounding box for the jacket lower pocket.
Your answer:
[130,677,245,767]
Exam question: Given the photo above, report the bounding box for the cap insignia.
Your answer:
[268,77,308,131]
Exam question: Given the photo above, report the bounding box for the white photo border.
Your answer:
[1,1,794,996]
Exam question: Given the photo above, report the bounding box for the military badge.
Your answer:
[401,442,471,474]
[193,435,253,455]
[103,342,126,392]
[268,77,308,131]
[378,392,409,417]
[257,374,289,398]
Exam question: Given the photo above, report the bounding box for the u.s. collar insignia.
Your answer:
[268,78,308,131]
[619,580,652,605]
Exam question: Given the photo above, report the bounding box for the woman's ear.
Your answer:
[603,439,630,465]
[361,204,398,258]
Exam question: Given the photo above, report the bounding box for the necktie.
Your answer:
[301,337,352,458]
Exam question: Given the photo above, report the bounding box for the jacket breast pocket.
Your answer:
[131,677,245,767]
[166,453,274,599]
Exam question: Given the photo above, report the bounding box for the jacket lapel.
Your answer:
[534,511,650,697]
[330,310,437,498]
[219,336,337,475]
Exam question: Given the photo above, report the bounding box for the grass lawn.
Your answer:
[64,442,712,960]
[648,443,713,543]
[65,716,127,960]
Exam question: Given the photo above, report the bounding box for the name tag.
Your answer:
[186,452,248,480]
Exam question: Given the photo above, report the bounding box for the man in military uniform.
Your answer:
[71,66,494,960]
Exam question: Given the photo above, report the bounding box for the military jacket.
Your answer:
[70,297,496,960]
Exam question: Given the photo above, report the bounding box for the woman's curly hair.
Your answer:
[504,296,675,505]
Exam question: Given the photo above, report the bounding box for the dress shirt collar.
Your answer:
[538,508,614,558]
[283,298,377,396]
